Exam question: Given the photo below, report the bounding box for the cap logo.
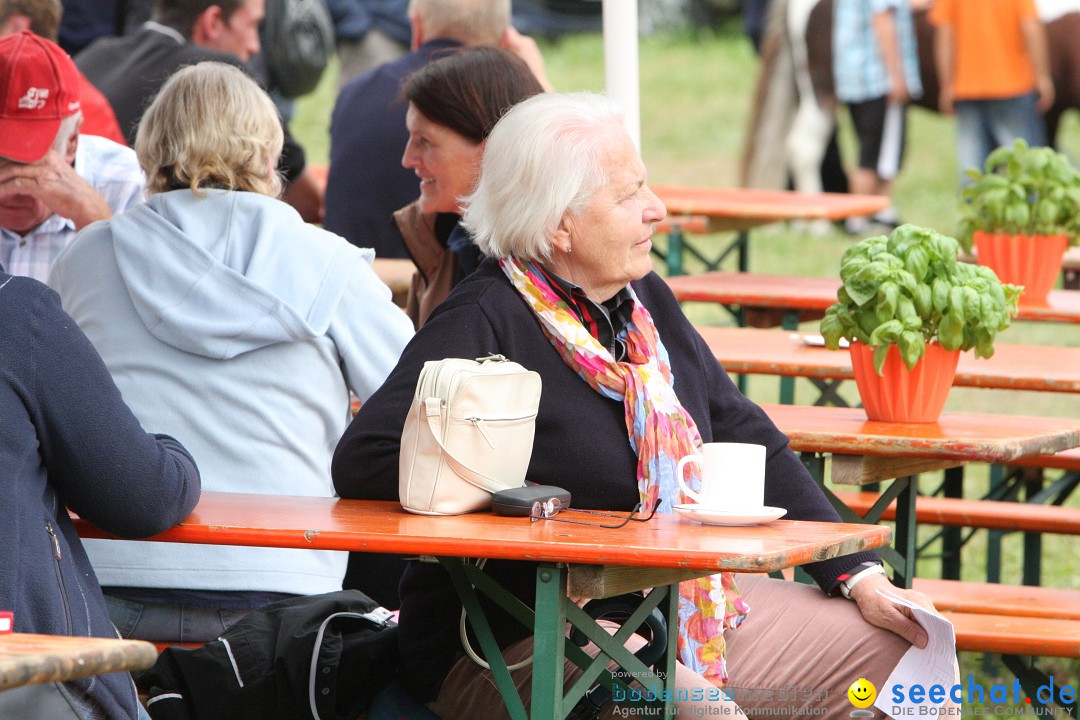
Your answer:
[17,87,49,110]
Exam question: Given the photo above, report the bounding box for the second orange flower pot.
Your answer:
[973,231,1068,306]
[849,342,961,423]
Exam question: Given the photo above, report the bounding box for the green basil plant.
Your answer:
[820,225,1021,375]
[958,139,1080,252]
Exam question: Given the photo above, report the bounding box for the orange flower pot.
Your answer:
[849,342,960,423]
[973,231,1068,306]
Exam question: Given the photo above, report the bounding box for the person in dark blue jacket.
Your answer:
[0,271,201,720]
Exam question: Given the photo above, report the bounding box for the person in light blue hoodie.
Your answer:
[49,61,414,642]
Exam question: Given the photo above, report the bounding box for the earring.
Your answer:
[565,243,572,254]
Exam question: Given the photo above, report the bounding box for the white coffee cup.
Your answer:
[676,442,766,510]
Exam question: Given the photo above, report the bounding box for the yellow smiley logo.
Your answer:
[848,678,876,708]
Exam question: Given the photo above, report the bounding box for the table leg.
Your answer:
[891,477,918,588]
[532,565,568,720]
[778,311,799,404]
[814,469,916,589]
[666,224,685,277]
[439,558,532,720]
[940,467,964,580]
[676,228,750,275]
[439,557,676,720]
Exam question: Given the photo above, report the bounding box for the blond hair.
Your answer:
[408,0,509,45]
[136,62,283,197]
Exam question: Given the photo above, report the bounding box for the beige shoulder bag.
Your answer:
[399,354,542,515]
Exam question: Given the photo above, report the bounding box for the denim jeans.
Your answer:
[105,594,250,643]
[0,681,109,720]
[954,92,1046,184]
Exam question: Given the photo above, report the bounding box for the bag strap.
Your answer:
[423,398,511,495]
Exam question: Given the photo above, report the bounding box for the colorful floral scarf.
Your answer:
[499,258,749,685]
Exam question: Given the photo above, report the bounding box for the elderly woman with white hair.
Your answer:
[49,61,413,643]
[333,92,950,719]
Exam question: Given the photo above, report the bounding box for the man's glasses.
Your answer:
[529,498,661,529]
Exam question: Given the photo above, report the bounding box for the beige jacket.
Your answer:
[393,201,460,329]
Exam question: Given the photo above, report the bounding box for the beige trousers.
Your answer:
[430,574,914,720]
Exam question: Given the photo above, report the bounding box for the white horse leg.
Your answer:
[785,0,835,233]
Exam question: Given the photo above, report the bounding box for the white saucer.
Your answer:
[673,504,787,526]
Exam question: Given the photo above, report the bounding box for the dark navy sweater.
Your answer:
[332,260,878,701]
[0,273,201,719]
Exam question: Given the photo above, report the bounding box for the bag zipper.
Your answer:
[462,415,536,449]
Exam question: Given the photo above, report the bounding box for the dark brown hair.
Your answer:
[154,0,245,36]
[400,45,544,144]
[0,0,61,40]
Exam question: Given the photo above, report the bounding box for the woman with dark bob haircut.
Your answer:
[394,45,545,327]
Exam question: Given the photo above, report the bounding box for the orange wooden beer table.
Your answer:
[74,493,889,720]
[759,403,1080,585]
[698,326,1080,405]
[650,185,889,275]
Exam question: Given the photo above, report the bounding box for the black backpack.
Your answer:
[259,0,335,98]
[140,590,400,720]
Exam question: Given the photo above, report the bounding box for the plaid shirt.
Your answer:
[833,0,923,103]
[1,135,144,282]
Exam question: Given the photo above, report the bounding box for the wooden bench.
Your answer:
[917,578,1080,659]
[667,270,1080,326]
[916,577,1080,711]
[833,490,1080,535]
[834,481,1080,587]
[915,578,1080,621]
[945,612,1080,658]
[1007,446,1080,473]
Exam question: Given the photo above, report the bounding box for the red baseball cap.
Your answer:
[0,31,82,163]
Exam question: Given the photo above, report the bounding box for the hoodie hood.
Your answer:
[109,190,373,359]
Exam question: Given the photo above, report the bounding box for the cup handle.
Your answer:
[676,455,705,503]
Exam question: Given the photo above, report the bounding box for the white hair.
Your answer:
[51,110,82,154]
[461,92,624,263]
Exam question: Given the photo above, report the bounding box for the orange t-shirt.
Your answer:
[929,0,1039,99]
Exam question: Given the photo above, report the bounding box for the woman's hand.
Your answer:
[849,573,936,648]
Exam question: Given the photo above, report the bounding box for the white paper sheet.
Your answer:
[874,587,958,718]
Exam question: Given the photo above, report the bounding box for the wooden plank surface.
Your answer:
[763,404,1080,464]
[0,634,157,691]
[652,185,890,232]
[915,579,1080,621]
[944,613,1080,657]
[830,455,963,485]
[699,326,1080,393]
[73,494,889,575]
[668,271,1080,323]
[371,258,414,307]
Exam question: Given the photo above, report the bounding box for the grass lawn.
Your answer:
[293,21,1080,695]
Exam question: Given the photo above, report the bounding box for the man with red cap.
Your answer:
[0,30,143,281]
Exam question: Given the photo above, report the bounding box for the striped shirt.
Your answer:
[1,135,144,282]
[533,262,635,362]
[833,0,923,103]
